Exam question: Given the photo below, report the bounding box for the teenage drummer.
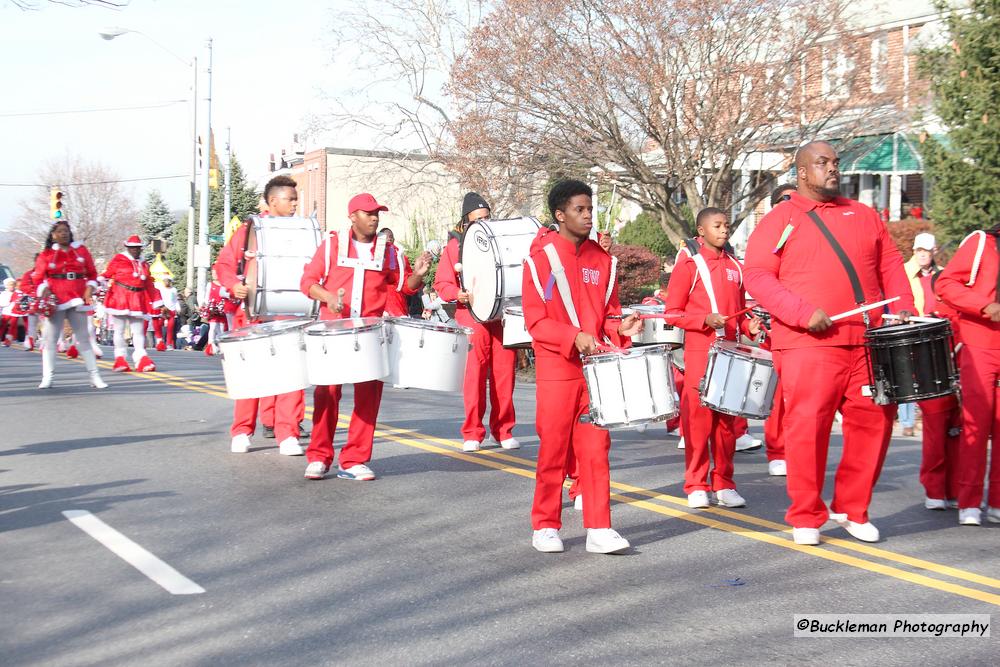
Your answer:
[300,193,432,481]
[522,179,642,555]
[664,209,761,510]
[433,192,519,452]
[743,140,914,545]
[215,175,308,457]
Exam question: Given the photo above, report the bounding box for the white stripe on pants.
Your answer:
[111,315,147,364]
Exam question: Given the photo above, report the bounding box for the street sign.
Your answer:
[207,234,224,244]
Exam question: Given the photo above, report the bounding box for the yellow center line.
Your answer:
[42,350,1000,607]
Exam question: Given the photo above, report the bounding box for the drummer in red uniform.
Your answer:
[102,235,162,372]
[379,228,413,317]
[523,179,641,554]
[935,224,1000,526]
[744,141,914,545]
[300,193,431,481]
[434,193,519,452]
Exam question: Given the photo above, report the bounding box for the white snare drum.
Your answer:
[583,345,678,429]
[460,216,542,322]
[502,302,531,348]
[699,340,777,419]
[305,318,388,386]
[244,215,323,319]
[218,319,311,400]
[628,303,684,349]
[384,317,472,392]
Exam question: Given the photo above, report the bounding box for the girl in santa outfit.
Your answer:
[0,278,18,345]
[203,269,238,356]
[31,221,107,389]
[102,235,162,372]
[19,262,40,351]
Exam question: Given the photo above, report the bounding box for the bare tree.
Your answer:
[448,0,900,244]
[10,154,139,271]
[10,0,128,8]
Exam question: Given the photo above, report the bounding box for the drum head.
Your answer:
[385,316,472,335]
[306,317,382,336]
[711,339,773,362]
[460,220,502,322]
[865,319,951,344]
[219,318,312,342]
[247,216,322,319]
[628,303,665,314]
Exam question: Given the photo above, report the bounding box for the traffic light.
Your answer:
[209,168,219,189]
[50,189,64,220]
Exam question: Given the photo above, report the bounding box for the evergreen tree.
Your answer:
[208,155,261,236]
[616,211,677,259]
[138,189,176,242]
[164,218,189,287]
[919,0,1000,241]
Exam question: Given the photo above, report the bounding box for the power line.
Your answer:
[0,100,188,118]
[0,175,189,187]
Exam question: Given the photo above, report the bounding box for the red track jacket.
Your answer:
[935,230,1000,348]
[663,244,749,349]
[434,235,475,327]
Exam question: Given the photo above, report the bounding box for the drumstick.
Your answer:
[882,314,941,324]
[828,296,900,322]
[724,306,755,321]
[334,288,345,312]
[637,313,684,320]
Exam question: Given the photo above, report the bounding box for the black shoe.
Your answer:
[298,422,311,438]
[262,425,275,439]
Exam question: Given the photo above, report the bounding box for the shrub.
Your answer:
[610,243,661,305]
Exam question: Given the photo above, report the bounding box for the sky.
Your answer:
[0,0,358,229]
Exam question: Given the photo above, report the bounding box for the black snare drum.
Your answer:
[864,319,958,405]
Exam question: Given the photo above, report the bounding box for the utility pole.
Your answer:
[186,55,197,295]
[224,126,232,225]
[196,38,213,304]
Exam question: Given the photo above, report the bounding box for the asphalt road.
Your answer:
[1,344,997,666]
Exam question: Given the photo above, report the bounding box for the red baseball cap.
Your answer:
[347,193,389,215]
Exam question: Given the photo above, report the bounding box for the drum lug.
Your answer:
[239,350,244,361]
[354,331,361,352]
[452,334,459,353]
[419,330,425,349]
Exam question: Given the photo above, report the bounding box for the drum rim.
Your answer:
[305,317,383,336]
[385,316,473,335]
[218,318,313,342]
[460,217,541,322]
[864,319,952,342]
[584,343,672,363]
[627,303,666,313]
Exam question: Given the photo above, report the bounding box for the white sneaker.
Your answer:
[462,440,481,452]
[230,433,250,454]
[677,436,685,450]
[714,488,746,508]
[278,437,305,456]
[832,515,880,542]
[634,423,648,433]
[304,461,329,480]
[337,464,376,481]
[499,437,520,450]
[768,459,787,476]
[735,434,762,452]
[792,528,820,545]
[532,528,564,553]
[574,495,583,511]
[959,508,982,526]
[586,528,630,554]
[687,490,709,508]
[987,507,1000,524]
[924,497,948,510]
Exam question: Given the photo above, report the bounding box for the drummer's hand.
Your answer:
[984,302,1000,322]
[747,316,763,337]
[896,309,913,324]
[704,313,726,329]
[325,293,343,314]
[574,331,599,355]
[456,290,471,305]
[83,285,93,305]
[617,313,642,337]
[232,283,249,299]
[807,308,833,332]
[413,251,433,277]
[243,250,256,261]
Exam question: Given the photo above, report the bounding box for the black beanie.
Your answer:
[461,192,491,219]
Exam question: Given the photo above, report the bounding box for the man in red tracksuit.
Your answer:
[434,192,518,452]
[301,193,431,481]
[744,141,914,545]
[379,227,413,317]
[665,208,760,510]
[522,179,641,555]
[215,175,307,457]
[935,226,1000,526]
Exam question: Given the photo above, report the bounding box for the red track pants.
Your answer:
[461,319,516,442]
[680,347,737,494]
[259,392,306,429]
[776,346,895,528]
[532,377,611,530]
[955,345,1000,509]
[763,372,786,462]
[918,394,961,501]
[231,390,305,442]
[307,381,384,469]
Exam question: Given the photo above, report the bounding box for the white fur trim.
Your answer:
[151,300,164,309]
[87,280,99,289]
[36,282,48,296]
[70,241,83,249]
[103,307,148,318]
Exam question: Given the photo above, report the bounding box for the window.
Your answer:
[870,33,888,94]
[822,47,854,99]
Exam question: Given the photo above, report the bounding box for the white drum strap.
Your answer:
[690,253,723,338]
[525,256,545,300]
[605,255,618,307]
[542,243,580,328]
[350,266,364,318]
[395,244,406,291]
[964,230,986,286]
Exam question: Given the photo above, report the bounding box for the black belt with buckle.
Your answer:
[49,272,84,280]
[117,283,144,292]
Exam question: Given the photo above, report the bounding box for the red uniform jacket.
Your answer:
[383,245,413,317]
[300,229,413,321]
[32,242,98,311]
[102,252,163,317]
[935,230,1000,348]
[743,193,914,349]
[434,234,475,327]
[214,221,254,294]
[11,270,34,316]
[521,227,627,380]
[663,245,750,350]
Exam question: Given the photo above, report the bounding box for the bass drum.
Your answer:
[243,215,322,320]
[460,217,541,322]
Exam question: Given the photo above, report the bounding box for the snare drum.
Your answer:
[583,345,679,429]
[699,341,778,419]
[865,319,957,405]
[384,317,472,392]
[627,303,684,348]
[218,319,311,399]
[243,215,323,319]
[305,318,388,386]
[502,302,531,348]
[460,216,542,322]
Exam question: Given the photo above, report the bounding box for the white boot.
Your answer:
[82,349,108,389]
[38,345,55,388]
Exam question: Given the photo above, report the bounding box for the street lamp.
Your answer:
[98,27,200,297]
